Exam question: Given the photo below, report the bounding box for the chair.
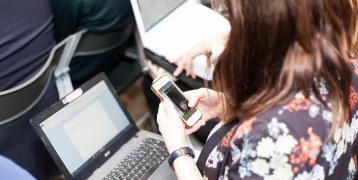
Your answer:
[0,47,57,125]
[0,25,146,126]
[55,24,144,97]
[0,28,84,124]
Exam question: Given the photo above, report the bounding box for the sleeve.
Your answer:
[225,115,326,180]
[0,155,36,180]
[50,0,80,42]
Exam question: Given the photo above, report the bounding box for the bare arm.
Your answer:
[173,156,203,180]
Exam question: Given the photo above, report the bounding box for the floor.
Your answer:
[119,77,154,131]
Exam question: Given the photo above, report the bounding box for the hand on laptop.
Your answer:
[170,34,228,79]
[170,39,212,79]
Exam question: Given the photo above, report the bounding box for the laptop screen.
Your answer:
[39,81,130,175]
[137,0,186,31]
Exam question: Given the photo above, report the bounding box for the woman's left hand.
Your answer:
[157,99,205,153]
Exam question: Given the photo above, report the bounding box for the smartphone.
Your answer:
[151,75,202,127]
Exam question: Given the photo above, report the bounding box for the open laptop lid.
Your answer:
[131,0,187,45]
[31,73,138,180]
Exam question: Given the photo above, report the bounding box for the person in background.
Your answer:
[0,0,59,178]
[0,0,54,91]
[50,0,134,85]
[50,0,133,43]
[157,0,358,179]
[0,155,35,180]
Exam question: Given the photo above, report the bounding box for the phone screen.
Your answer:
[158,82,196,120]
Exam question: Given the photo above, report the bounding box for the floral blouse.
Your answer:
[202,62,358,180]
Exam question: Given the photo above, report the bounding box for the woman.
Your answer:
[157,0,358,179]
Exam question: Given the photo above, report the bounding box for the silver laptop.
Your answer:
[31,74,176,180]
[131,0,230,80]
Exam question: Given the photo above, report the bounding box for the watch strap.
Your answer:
[168,147,195,170]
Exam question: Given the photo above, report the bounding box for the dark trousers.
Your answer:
[0,78,59,179]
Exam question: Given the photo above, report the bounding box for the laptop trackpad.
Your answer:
[148,161,177,180]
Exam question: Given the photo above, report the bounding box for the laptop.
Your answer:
[31,74,176,180]
[131,0,230,80]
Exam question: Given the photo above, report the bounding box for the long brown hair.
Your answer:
[351,0,358,53]
[213,0,358,139]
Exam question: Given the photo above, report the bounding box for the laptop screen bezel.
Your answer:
[138,0,187,32]
[130,0,188,46]
[30,73,139,180]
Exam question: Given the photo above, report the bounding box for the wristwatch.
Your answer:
[168,147,195,171]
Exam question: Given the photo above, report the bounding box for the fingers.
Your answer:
[194,119,206,128]
[173,62,185,77]
[199,119,206,126]
[156,102,166,125]
[156,102,167,134]
[169,56,181,63]
[162,99,187,130]
[162,99,178,115]
[158,100,185,133]
[184,90,200,107]
[173,52,196,78]
[169,59,176,63]
[185,128,197,135]
[184,88,207,107]
[205,54,213,68]
[184,58,196,79]
[190,72,196,79]
[174,61,196,79]
[185,120,206,135]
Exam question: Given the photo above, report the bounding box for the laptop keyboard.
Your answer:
[103,138,169,180]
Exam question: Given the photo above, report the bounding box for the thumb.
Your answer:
[169,58,178,63]
[162,99,185,126]
[173,63,185,77]
[188,96,199,108]
[184,90,202,107]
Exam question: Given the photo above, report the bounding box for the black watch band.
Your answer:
[168,147,195,170]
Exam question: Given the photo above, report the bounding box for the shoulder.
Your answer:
[225,93,331,179]
[234,91,331,143]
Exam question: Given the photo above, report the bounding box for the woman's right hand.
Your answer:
[170,39,213,79]
[184,88,225,123]
[170,33,228,79]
